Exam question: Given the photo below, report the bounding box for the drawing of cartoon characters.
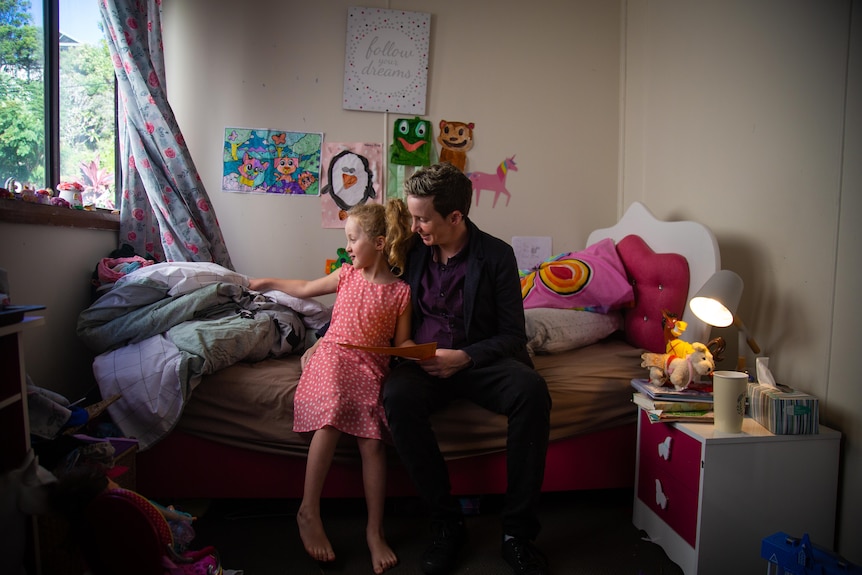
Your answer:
[238,153,269,189]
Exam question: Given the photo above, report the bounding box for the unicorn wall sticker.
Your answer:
[467,155,517,208]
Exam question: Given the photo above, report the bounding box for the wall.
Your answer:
[621,0,860,562]
[0,223,117,399]
[161,0,622,284]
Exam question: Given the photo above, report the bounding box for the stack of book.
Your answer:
[631,378,714,423]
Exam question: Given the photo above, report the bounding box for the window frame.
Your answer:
[0,0,119,230]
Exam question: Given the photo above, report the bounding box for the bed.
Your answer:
[78,201,719,500]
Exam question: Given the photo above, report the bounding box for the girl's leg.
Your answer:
[357,437,398,574]
[298,426,341,562]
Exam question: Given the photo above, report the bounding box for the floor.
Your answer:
[187,488,684,575]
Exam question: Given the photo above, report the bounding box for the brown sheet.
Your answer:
[177,336,644,461]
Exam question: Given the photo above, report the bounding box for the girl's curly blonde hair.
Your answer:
[347,199,414,276]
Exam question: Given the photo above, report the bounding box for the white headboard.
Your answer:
[586,202,720,345]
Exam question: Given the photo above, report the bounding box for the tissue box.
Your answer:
[761,532,861,575]
[747,383,819,434]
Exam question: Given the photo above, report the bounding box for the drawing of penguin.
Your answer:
[321,150,376,219]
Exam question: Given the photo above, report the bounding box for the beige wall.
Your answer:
[622,0,860,562]
[161,0,622,284]
[0,223,117,399]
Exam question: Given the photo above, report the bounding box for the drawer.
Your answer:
[637,410,702,547]
[638,410,701,487]
[637,456,699,547]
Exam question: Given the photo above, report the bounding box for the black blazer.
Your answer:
[403,219,533,368]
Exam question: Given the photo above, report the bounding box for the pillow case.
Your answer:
[615,234,690,353]
[520,238,634,313]
[525,308,623,355]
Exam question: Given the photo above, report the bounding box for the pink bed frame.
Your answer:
[136,202,718,502]
[137,425,636,500]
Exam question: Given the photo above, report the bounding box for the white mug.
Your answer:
[712,370,749,433]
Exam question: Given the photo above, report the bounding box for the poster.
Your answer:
[222,127,322,195]
[320,142,383,228]
[342,7,431,114]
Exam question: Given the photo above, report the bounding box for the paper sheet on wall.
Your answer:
[512,236,552,271]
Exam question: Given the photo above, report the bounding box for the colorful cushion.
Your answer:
[615,235,690,353]
[520,238,634,313]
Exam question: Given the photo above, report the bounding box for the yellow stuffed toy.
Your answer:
[641,342,716,390]
[662,309,695,358]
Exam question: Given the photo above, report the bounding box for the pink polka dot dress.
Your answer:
[293,264,410,440]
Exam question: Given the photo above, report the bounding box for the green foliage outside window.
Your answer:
[1,0,116,209]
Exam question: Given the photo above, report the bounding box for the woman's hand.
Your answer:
[417,348,472,378]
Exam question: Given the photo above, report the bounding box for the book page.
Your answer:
[338,342,436,360]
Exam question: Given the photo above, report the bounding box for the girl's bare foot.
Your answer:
[367,529,398,574]
[297,508,335,563]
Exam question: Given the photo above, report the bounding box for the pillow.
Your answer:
[615,234,690,353]
[520,238,634,313]
[525,308,623,355]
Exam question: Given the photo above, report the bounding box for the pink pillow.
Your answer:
[520,238,634,313]
[615,235,690,353]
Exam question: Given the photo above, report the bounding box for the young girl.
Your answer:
[249,199,415,574]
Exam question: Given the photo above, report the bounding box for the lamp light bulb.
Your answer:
[689,296,734,327]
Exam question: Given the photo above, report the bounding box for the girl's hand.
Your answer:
[248,278,266,292]
[301,339,321,370]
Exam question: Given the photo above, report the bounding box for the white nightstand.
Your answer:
[633,409,840,575]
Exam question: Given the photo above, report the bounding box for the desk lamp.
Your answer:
[689,269,761,371]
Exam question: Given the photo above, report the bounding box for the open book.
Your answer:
[338,342,437,360]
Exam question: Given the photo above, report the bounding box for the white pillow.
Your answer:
[525,308,623,355]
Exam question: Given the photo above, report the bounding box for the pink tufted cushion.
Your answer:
[615,235,690,353]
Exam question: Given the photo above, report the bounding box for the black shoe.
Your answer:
[502,537,549,575]
[421,520,466,575]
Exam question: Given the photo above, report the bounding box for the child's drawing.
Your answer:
[222,128,322,195]
[320,142,382,228]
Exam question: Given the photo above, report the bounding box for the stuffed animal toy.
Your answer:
[437,120,474,172]
[662,309,695,358]
[641,341,715,390]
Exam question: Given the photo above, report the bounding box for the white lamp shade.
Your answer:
[688,269,744,328]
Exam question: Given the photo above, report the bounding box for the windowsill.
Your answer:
[0,200,119,231]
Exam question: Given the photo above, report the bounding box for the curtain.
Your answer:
[99,0,233,269]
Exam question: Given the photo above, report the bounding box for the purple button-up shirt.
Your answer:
[414,245,468,349]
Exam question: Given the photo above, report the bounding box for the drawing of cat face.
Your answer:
[239,153,269,185]
[274,156,300,181]
[298,171,316,190]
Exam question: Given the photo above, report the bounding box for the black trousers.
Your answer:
[382,358,551,540]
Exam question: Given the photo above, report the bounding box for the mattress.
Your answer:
[176,336,644,462]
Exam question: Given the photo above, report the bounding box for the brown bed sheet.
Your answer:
[177,337,644,461]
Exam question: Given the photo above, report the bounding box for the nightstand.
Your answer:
[633,409,840,575]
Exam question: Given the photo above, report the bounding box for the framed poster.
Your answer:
[343,7,431,114]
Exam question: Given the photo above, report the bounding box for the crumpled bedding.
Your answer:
[77,262,331,450]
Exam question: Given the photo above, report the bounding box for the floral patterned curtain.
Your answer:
[99,0,233,269]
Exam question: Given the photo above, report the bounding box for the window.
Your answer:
[1,0,117,210]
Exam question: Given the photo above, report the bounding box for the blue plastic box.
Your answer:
[761,532,861,575]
